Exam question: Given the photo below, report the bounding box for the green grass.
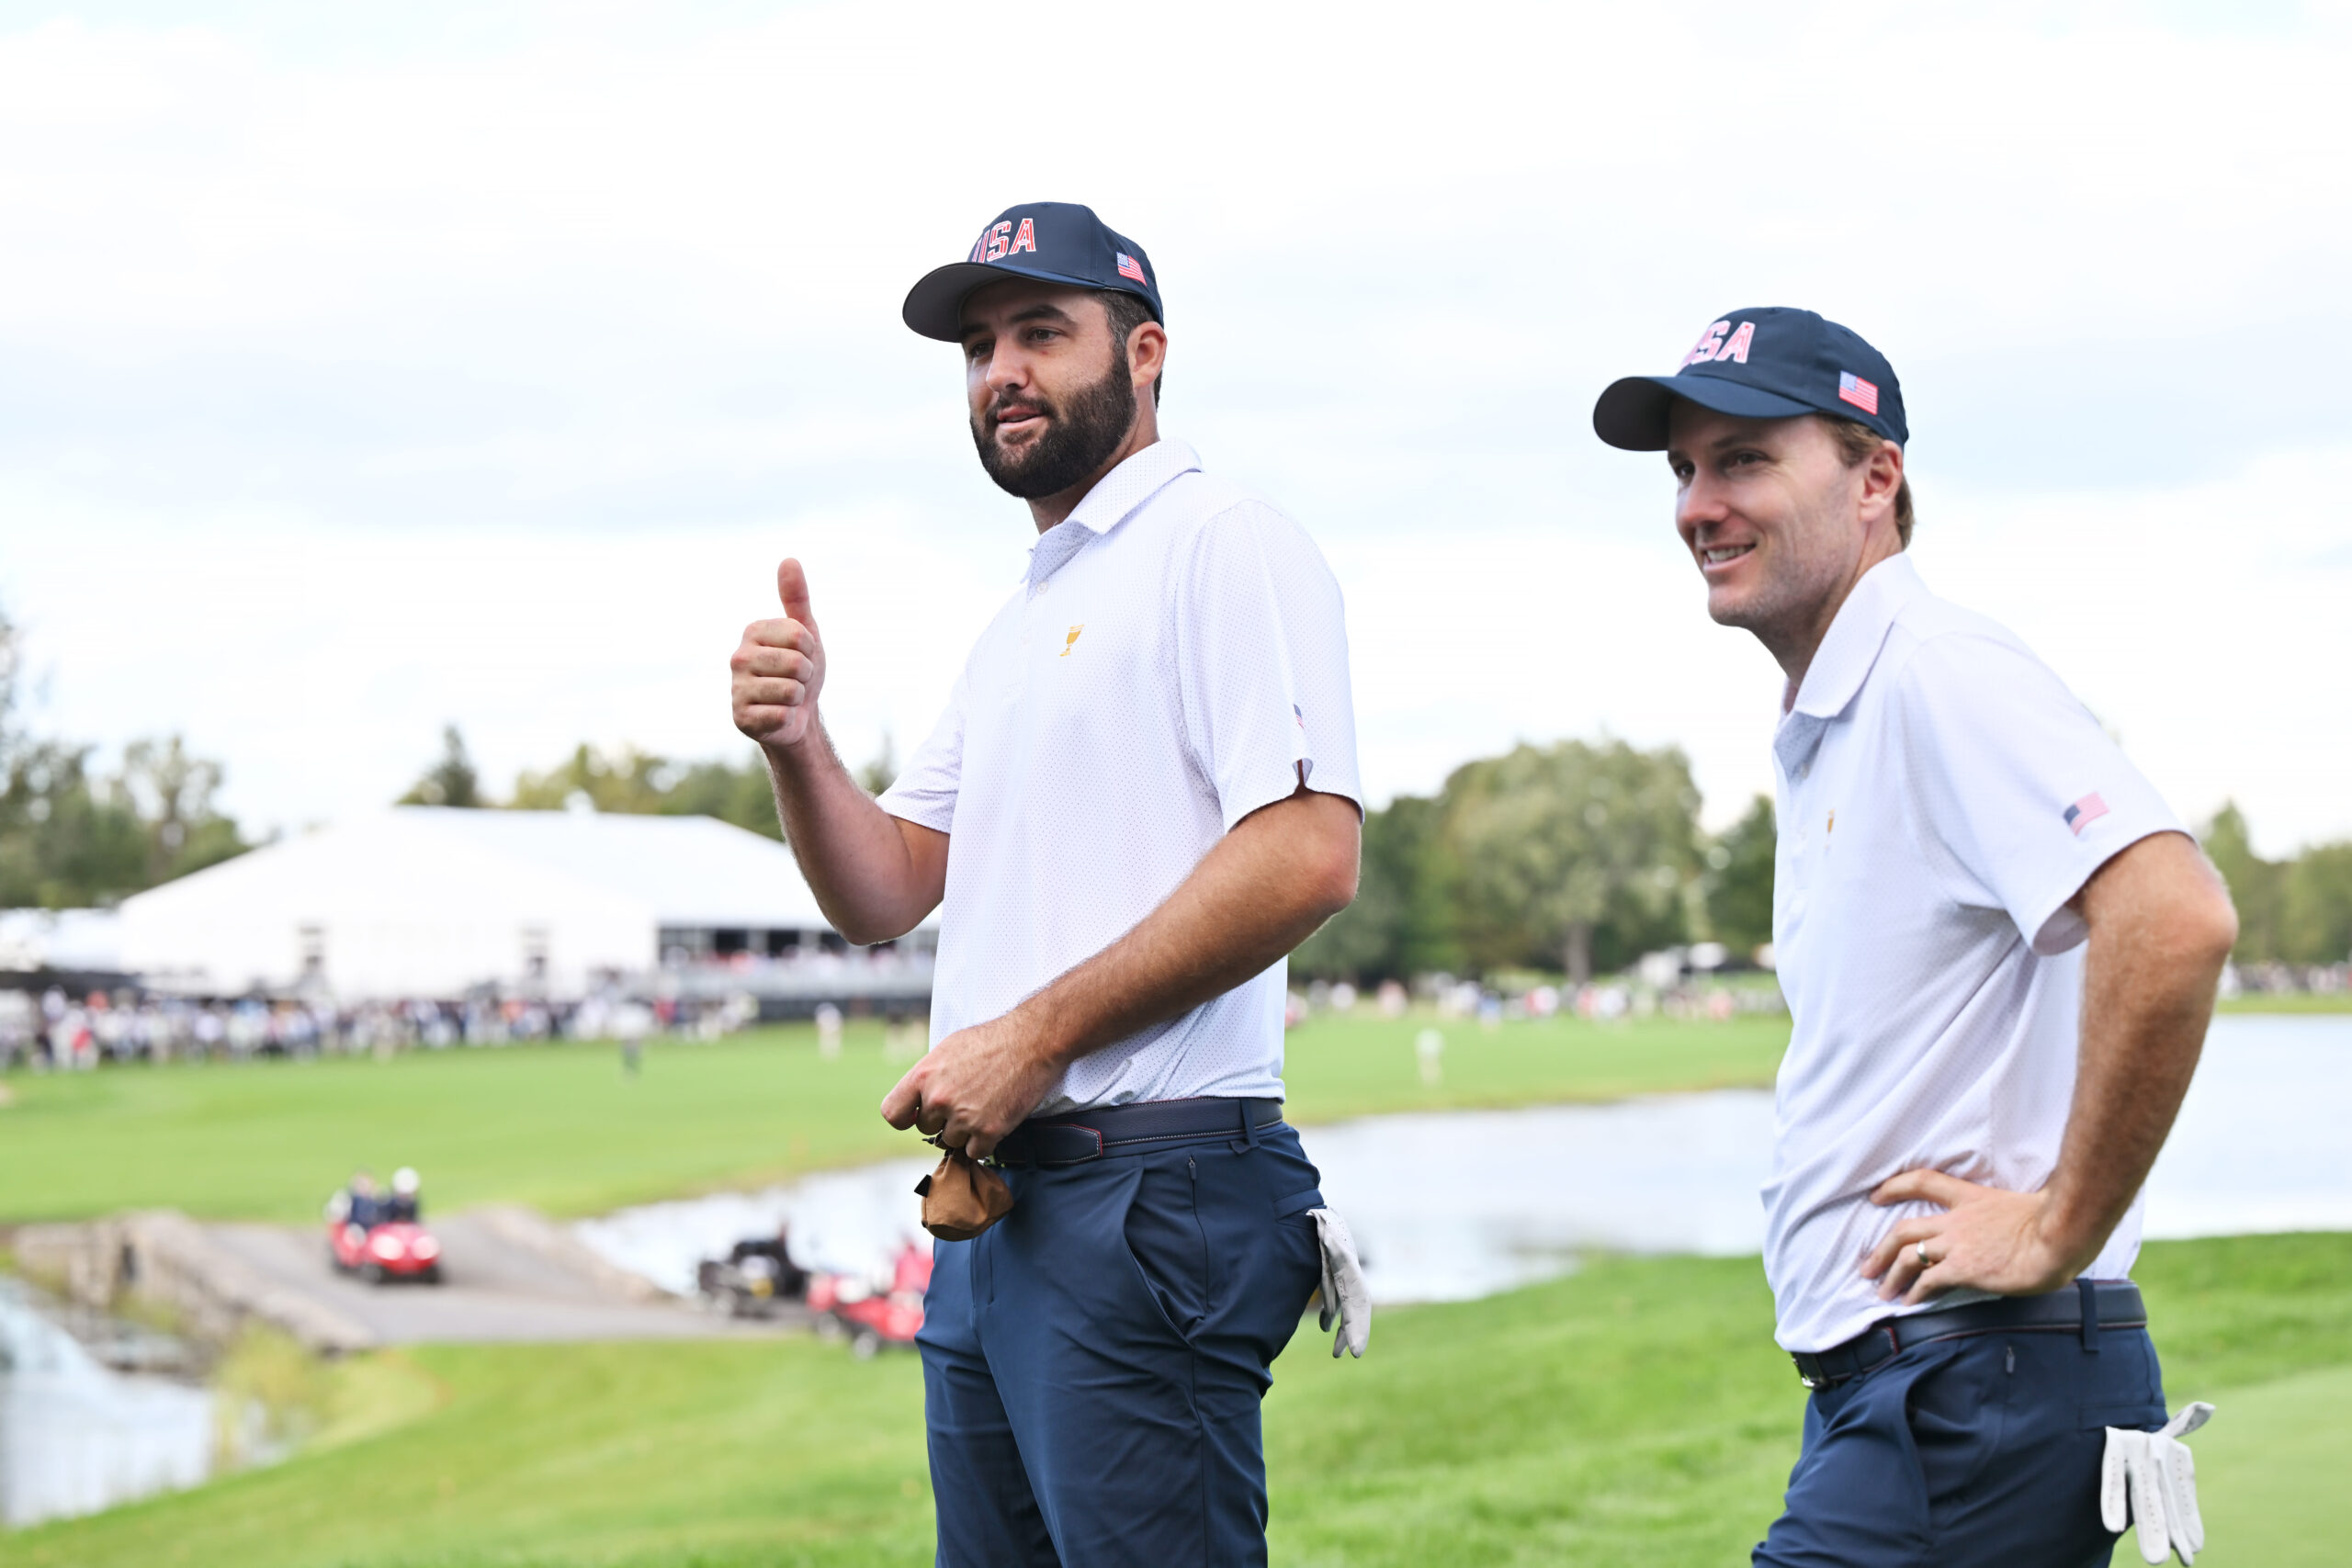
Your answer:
[0,1013,1789,1224]
[6,1233,2346,1567]
[2216,992,2352,1013]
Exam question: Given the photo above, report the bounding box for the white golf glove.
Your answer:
[2101,1402,2214,1565]
[1307,1207,1370,1359]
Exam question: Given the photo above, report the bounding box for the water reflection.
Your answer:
[577,1014,2352,1306]
[0,1280,217,1529]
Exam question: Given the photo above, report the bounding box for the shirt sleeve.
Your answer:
[875,666,968,835]
[1891,630,2185,955]
[1172,501,1364,832]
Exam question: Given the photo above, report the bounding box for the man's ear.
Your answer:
[1126,320,1168,392]
[1859,441,1904,531]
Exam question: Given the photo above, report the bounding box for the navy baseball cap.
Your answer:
[903,201,1162,343]
[1591,307,1907,451]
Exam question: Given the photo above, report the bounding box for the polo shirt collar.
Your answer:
[1788,553,1928,720]
[1067,438,1200,535]
[1027,439,1201,586]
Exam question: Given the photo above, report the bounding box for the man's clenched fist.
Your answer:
[731,558,827,750]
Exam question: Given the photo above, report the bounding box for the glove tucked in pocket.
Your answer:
[915,1148,1014,1241]
[1307,1207,1371,1359]
[2101,1402,2213,1565]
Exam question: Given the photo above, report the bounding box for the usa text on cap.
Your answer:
[903,201,1163,342]
[1590,307,1907,451]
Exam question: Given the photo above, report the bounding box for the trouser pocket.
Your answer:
[1905,1337,2008,1525]
[1122,1151,1213,1343]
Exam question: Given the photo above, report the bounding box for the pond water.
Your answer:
[0,1280,218,1529]
[577,1014,2352,1306]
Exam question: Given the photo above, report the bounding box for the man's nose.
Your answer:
[1677,472,1730,535]
[984,344,1031,398]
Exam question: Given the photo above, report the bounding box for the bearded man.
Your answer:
[729,201,1370,1567]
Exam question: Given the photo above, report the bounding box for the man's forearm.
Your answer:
[876,785,1359,1156]
[763,721,941,944]
[1010,788,1360,1071]
[1862,834,2236,1301]
[2041,835,2236,1263]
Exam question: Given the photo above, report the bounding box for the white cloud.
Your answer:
[1,0,2346,855]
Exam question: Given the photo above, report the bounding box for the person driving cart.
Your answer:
[345,1168,383,1229]
[385,1166,423,1224]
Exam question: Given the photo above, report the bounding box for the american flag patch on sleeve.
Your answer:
[2063,793,2109,835]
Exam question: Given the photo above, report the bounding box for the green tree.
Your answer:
[2279,841,2352,965]
[0,606,248,907]
[508,743,673,813]
[1705,795,1777,959]
[0,740,142,908]
[113,736,248,886]
[2200,803,2282,964]
[398,725,484,807]
[1292,794,1459,982]
[501,742,788,841]
[663,754,785,841]
[1440,739,1704,984]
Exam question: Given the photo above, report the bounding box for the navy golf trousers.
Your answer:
[1755,1316,2173,1567]
[918,1120,1325,1568]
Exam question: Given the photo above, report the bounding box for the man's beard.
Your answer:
[972,350,1137,501]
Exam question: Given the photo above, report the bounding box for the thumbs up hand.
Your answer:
[730,558,828,750]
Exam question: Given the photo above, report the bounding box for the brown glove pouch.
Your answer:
[915,1148,1015,1241]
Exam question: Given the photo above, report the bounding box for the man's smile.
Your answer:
[1699,541,1757,575]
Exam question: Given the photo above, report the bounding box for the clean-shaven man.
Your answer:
[1592,309,2238,1567]
[729,201,1368,1567]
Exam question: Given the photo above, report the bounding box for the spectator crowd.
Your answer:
[0,987,760,1071]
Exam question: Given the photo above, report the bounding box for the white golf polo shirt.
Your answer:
[1763,553,2186,1353]
[878,438,1363,1115]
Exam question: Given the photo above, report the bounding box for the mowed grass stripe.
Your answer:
[0,1014,1791,1224]
[4,1234,2346,1568]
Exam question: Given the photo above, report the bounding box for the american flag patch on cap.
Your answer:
[1116,253,1147,285]
[1838,370,1880,415]
[2063,793,2109,836]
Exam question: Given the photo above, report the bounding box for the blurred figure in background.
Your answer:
[345,1168,383,1230]
[386,1166,423,1223]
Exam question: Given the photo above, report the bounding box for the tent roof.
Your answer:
[408,808,841,928]
[124,807,876,932]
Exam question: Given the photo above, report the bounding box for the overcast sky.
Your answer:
[2,0,2346,855]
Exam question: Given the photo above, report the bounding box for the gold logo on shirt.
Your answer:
[1061,625,1084,657]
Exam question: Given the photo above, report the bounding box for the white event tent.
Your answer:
[117,807,899,1000]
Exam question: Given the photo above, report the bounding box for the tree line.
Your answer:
[395,725,896,842]
[1290,739,1775,985]
[0,610,251,908]
[2201,804,2352,969]
[6,581,2347,977]
[1292,750,2352,984]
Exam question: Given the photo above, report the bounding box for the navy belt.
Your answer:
[1792,1280,2147,1390]
[991,1096,1284,1168]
